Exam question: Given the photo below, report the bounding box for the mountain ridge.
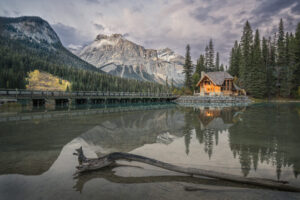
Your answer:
[0,16,103,72]
[0,16,169,93]
[75,33,185,86]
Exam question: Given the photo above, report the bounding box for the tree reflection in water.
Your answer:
[181,103,300,179]
[181,105,245,159]
[228,103,300,179]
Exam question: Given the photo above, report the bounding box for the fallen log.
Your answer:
[73,165,252,193]
[73,147,300,192]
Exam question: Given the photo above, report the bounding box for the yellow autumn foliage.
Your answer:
[26,70,70,91]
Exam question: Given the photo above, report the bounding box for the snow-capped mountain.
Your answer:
[0,16,103,72]
[0,16,61,46]
[75,34,185,85]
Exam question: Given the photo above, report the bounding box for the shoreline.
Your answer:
[251,98,300,103]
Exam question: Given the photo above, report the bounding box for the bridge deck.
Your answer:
[0,89,178,100]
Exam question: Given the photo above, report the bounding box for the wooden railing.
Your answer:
[0,89,177,98]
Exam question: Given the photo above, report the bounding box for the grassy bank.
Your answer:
[251,97,300,103]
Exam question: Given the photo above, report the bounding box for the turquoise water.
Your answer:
[0,102,300,199]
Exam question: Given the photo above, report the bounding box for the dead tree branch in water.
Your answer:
[73,147,300,192]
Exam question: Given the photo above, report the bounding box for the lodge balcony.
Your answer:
[194,87,242,96]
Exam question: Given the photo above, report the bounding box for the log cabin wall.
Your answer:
[196,72,243,96]
[199,76,221,95]
[221,79,234,95]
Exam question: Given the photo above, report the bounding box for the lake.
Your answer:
[0,102,300,200]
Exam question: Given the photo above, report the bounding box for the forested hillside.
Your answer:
[0,39,169,92]
[0,17,169,93]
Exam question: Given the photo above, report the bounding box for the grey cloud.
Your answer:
[2,0,299,66]
[96,12,103,17]
[285,15,299,32]
[1,9,20,17]
[291,3,300,15]
[251,0,300,29]
[237,11,246,16]
[84,0,100,4]
[86,0,120,6]
[182,0,195,4]
[253,0,298,16]
[2,9,11,16]
[130,4,144,12]
[191,6,225,24]
[52,23,91,47]
[94,23,104,30]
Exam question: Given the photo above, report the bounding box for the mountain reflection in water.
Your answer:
[0,103,300,200]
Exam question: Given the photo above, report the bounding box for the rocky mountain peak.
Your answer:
[95,33,124,41]
[158,47,184,63]
[0,16,61,45]
[75,33,185,86]
[95,34,108,41]
[111,33,123,39]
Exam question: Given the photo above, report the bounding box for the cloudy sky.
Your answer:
[1,0,300,64]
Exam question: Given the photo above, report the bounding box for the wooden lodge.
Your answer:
[195,72,245,96]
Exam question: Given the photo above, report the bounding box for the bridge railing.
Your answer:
[0,89,178,98]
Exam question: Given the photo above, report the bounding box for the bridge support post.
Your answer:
[75,98,88,105]
[32,99,45,108]
[45,99,55,110]
[55,99,69,108]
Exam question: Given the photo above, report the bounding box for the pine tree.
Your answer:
[207,39,215,71]
[192,72,200,92]
[277,19,288,97]
[205,45,209,70]
[165,76,169,92]
[263,37,273,97]
[196,54,205,74]
[285,32,293,96]
[240,21,253,90]
[229,47,235,74]
[267,35,277,96]
[215,52,220,71]
[292,23,300,97]
[249,29,266,98]
[229,41,241,77]
[220,64,224,71]
[171,78,174,91]
[183,44,193,90]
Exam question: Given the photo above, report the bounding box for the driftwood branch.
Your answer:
[73,165,253,193]
[73,147,300,192]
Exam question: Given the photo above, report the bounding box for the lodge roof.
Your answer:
[199,71,233,86]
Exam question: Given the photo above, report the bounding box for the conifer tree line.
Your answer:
[183,39,225,92]
[229,19,300,98]
[0,39,169,93]
[199,39,224,72]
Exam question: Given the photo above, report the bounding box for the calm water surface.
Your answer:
[0,102,300,200]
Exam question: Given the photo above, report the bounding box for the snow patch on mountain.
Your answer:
[75,34,185,86]
[0,16,61,45]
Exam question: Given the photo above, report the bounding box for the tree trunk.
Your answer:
[73,147,300,192]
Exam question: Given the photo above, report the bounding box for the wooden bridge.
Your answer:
[0,89,179,107]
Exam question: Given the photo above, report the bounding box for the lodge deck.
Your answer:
[175,95,251,103]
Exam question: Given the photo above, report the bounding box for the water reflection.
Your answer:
[228,103,300,179]
[0,103,300,199]
[180,105,245,158]
[0,103,177,175]
[179,103,300,180]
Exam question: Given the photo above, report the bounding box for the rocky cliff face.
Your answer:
[0,16,61,46]
[0,16,103,72]
[76,34,185,86]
